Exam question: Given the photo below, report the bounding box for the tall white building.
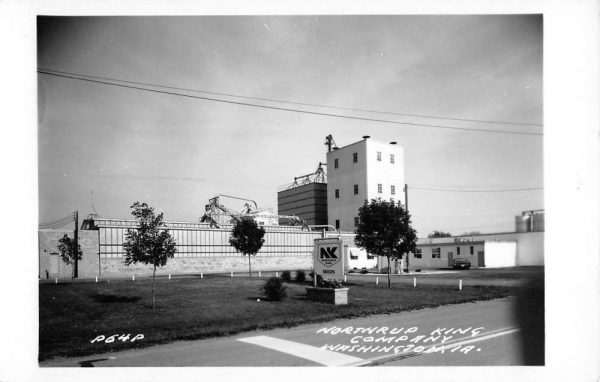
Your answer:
[326,137,405,232]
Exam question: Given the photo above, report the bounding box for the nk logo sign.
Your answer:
[319,246,340,267]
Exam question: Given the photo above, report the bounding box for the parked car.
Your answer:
[451,258,471,270]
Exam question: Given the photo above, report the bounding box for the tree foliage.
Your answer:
[57,234,82,267]
[354,198,417,288]
[229,217,266,277]
[459,231,481,236]
[427,230,452,238]
[123,202,176,309]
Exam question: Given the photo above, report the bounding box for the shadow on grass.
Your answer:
[90,294,142,303]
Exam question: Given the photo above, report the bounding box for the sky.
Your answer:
[37,15,543,236]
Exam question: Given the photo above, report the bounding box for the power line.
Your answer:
[39,212,76,228]
[410,186,543,192]
[39,219,75,229]
[39,212,76,226]
[38,68,543,128]
[37,70,543,137]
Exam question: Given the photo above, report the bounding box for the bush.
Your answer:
[319,278,343,289]
[360,269,369,274]
[295,270,306,282]
[262,277,287,301]
[281,270,291,282]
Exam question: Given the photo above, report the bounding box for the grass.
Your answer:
[39,268,542,362]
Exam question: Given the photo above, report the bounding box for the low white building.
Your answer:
[408,230,544,270]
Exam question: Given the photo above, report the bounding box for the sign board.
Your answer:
[313,238,345,281]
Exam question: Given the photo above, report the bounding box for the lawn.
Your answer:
[348,266,545,287]
[39,271,540,361]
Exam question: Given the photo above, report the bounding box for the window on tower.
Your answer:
[377,151,382,161]
[390,154,395,164]
[377,184,383,193]
[334,158,339,169]
[353,152,358,163]
[354,184,359,195]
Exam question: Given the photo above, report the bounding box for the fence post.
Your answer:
[168,274,171,280]
[200,272,203,279]
[231,271,233,278]
[132,274,135,281]
[376,276,379,285]
[459,279,463,291]
[413,277,416,287]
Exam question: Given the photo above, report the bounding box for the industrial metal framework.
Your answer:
[92,218,321,259]
[277,162,328,191]
[200,194,309,229]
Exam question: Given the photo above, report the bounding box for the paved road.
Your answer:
[42,296,542,367]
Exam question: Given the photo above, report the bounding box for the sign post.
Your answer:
[313,238,345,285]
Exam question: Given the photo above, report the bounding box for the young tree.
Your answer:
[355,198,417,289]
[123,202,177,309]
[57,234,83,278]
[229,217,266,277]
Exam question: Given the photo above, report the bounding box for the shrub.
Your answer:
[309,271,324,285]
[295,270,306,282]
[360,269,369,274]
[319,278,344,288]
[281,270,291,282]
[262,277,287,301]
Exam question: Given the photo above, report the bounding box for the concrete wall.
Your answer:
[100,254,312,277]
[462,231,544,266]
[38,229,99,279]
[484,242,517,267]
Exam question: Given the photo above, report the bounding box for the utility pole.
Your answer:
[404,184,409,273]
[74,210,79,278]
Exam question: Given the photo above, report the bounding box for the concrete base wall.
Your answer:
[99,255,313,277]
[306,287,349,305]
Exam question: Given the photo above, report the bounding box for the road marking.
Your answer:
[238,335,363,366]
[348,326,521,366]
